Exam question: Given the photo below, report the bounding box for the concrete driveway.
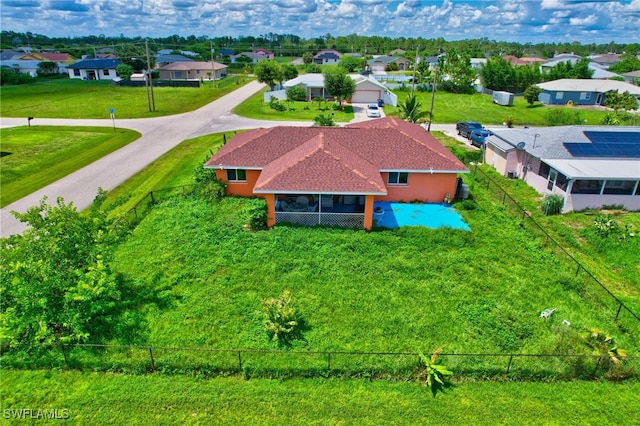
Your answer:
[0,81,461,237]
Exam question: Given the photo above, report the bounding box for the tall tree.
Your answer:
[323,66,356,110]
[438,49,476,93]
[254,59,283,91]
[0,193,127,347]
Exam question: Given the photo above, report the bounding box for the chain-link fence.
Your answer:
[470,165,640,333]
[3,344,638,381]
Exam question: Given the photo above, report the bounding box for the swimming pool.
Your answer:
[373,202,471,231]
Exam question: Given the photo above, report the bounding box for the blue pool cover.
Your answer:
[373,202,471,231]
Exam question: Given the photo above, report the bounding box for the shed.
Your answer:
[492,91,514,106]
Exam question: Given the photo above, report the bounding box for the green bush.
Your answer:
[546,109,584,126]
[1,68,34,85]
[240,197,268,230]
[286,86,307,102]
[313,113,336,127]
[458,199,478,210]
[541,194,563,216]
[260,289,304,347]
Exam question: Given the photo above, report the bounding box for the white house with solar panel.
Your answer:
[484,126,640,212]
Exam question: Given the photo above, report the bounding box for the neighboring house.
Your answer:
[520,57,548,66]
[157,49,198,57]
[484,126,640,212]
[589,54,622,69]
[230,51,271,63]
[420,55,441,70]
[536,79,640,106]
[313,49,342,65]
[0,59,40,76]
[157,61,227,80]
[253,48,274,59]
[156,54,194,68]
[0,49,21,61]
[389,49,406,56]
[621,70,640,84]
[20,52,76,65]
[503,56,529,66]
[470,58,487,70]
[540,57,619,79]
[67,59,120,80]
[367,56,411,72]
[279,73,397,105]
[204,117,468,229]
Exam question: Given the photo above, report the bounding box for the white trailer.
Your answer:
[492,91,514,106]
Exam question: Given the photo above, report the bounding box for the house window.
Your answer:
[73,69,80,76]
[579,92,591,100]
[103,69,110,76]
[388,172,408,185]
[555,173,568,191]
[603,180,635,195]
[571,180,604,194]
[547,170,557,191]
[174,71,183,78]
[555,92,564,100]
[538,162,551,178]
[226,169,247,182]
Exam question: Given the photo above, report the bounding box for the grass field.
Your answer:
[0,77,250,119]
[2,370,638,425]
[0,125,140,207]
[232,86,355,122]
[231,84,613,126]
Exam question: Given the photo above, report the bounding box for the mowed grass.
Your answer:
[0,77,249,119]
[109,193,639,361]
[232,86,355,122]
[0,125,140,207]
[233,83,611,126]
[3,370,639,425]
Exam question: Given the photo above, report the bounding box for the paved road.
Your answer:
[0,81,461,237]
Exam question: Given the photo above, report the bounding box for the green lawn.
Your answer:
[0,126,140,207]
[2,370,638,425]
[0,76,250,119]
[232,86,355,122]
[232,83,612,126]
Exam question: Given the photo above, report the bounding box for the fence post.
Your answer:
[506,355,513,374]
[615,303,623,321]
[133,206,138,219]
[60,344,69,368]
[592,357,601,377]
[502,192,506,205]
[149,347,155,371]
[327,352,331,377]
[238,351,242,371]
[575,264,582,277]
[150,191,155,204]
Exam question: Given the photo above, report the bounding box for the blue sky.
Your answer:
[1,0,639,44]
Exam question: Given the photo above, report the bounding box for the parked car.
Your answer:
[456,121,482,139]
[470,128,491,147]
[366,104,381,118]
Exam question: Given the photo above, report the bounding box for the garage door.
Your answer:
[352,90,380,103]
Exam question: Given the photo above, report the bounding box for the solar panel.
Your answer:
[564,131,640,158]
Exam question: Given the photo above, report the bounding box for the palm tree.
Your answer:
[399,94,431,124]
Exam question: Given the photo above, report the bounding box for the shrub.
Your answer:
[240,197,267,230]
[418,348,453,396]
[269,98,287,112]
[286,86,307,102]
[546,109,583,126]
[593,214,619,237]
[260,289,303,346]
[541,194,563,216]
[196,181,226,202]
[458,199,478,210]
[1,68,34,85]
[193,150,218,184]
[313,113,336,127]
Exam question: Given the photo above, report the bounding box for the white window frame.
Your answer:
[555,92,564,100]
[387,172,409,185]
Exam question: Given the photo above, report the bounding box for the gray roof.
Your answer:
[536,79,640,95]
[487,126,640,160]
[156,54,194,63]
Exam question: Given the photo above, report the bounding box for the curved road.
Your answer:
[0,80,457,237]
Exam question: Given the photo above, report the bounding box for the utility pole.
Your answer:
[145,40,156,112]
[427,61,437,132]
[210,40,216,88]
[412,45,420,94]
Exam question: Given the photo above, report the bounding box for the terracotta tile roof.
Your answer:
[39,52,74,61]
[205,117,467,193]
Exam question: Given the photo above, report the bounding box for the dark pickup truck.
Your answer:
[456,121,482,139]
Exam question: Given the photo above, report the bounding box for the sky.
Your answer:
[1,0,639,45]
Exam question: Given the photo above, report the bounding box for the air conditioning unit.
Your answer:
[507,170,517,179]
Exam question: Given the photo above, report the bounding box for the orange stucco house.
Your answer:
[204,117,468,230]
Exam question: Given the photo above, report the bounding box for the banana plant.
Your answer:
[418,348,453,394]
